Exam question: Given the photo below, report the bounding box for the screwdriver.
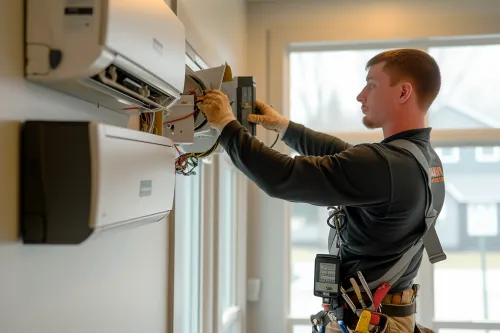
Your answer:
[340,287,357,315]
[357,271,375,310]
[350,278,367,310]
[354,310,371,333]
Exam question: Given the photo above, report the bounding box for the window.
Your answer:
[186,54,201,71]
[435,147,460,164]
[475,146,500,163]
[287,42,500,333]
[289,202,330,317]
[433,147,500,327]
[435,200,460,250]
[467,203,498,237]
[289,49,388,133]
[219,156,239,330]
[173,170,203,333]
[174,49,246,333]
[428,45,500,130]
[438,202,447,220]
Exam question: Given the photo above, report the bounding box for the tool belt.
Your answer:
[344,285,419,332]
[341,284,419,330]
[345,284,419,317]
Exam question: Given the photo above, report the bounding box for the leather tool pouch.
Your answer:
[414,324,435,333]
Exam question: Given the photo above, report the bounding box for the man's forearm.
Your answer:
[218,120,391,207]
[282,121,353,156]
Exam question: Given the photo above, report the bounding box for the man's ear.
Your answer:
[399,82,413,104]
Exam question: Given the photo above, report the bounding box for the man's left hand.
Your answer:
[198,89,236,132]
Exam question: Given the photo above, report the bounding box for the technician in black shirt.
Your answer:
[199,49,444,333]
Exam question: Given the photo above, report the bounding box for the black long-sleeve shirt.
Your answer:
[219,120,445,292]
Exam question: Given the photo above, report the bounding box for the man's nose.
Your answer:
[356,93,365,103]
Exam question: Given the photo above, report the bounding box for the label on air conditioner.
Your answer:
[63,0,95,32]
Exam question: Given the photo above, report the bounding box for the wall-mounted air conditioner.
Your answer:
[25,0,186,115]
[20,121,176,244]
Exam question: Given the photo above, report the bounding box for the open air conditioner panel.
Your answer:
[91,64,179,113]
[163,64,227,154]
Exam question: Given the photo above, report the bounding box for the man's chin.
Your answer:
[362,116,380,129]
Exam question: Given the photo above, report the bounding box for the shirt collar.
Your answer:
[381,127,432,144]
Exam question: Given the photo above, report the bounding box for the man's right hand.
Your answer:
[248,101,290,136]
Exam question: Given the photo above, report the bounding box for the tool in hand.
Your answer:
[350,278,367,310]
[357,271,375,310]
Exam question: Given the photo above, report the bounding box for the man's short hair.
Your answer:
[366,49,441,111]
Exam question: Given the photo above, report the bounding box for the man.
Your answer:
[199,49,445,333]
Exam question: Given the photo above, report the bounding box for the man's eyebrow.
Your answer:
[366,76,374,81]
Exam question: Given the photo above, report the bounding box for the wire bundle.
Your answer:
[140,112,158,134]
[175,138,220,176]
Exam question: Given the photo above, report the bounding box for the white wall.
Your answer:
[177,0,248,74]
[0,1,246,333]
[0,2,168,333]
[245,1,500,333]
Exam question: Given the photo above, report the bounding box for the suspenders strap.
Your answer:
[389,139,447,265]
[339,140,447,291]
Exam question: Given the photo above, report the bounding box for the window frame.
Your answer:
[218,154,247,333]
[172,165,203,333]
[279,37,500,332]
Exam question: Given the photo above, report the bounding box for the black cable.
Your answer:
[270,132,279,149]
[194,117,208,131]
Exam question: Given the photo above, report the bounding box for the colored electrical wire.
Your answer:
[175,138,220,176]
[163,112,195,125]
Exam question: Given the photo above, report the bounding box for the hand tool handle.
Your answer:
[354,310,371,333]
[372,283,391,310]
[340,287,357,315]
[357,271,374,302]
[350,278,367,309]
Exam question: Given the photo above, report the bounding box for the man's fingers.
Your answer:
[204,90,228,100]
[203,94,227,106]
[255,100,265,111]
[248,114,271,125]
[204,89,220,94]
[255,100,274,115]
[198,101,218,114]
[255,101,268,114]
[247,114,260,123]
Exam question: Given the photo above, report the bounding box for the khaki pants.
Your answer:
[326,314,415,333]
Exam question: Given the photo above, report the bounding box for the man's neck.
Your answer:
[382,119,426,139]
